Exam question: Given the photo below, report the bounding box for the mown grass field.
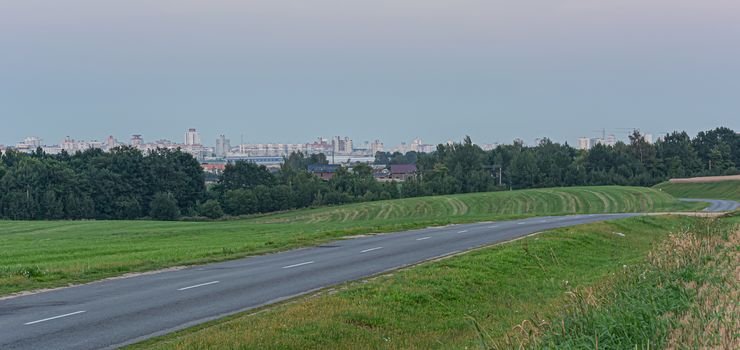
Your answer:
[0,186,702,296]
[129,215,727,350]
[654,180,740,201]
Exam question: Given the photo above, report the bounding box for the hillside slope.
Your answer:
[654,181,740,201]
[0,186,701,296]
[259,186,698,224]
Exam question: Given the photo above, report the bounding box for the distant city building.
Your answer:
[410,138,423,152]
[305,137,333,155]
[106,135,119,150]
[15,137,42,152]
[418,144,436,153]
[215,135,230,157]
[131,135,143,148]
[60,136,104,153]
[371,139,384,154]
[590,137,605,148]
[332,136,353,155]
[605,134,617,146]
[185,128,201,145]
[578,137,590,150]
[238,143,300,157]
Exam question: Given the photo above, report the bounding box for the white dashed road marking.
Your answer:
[178,281,220,291]
[361,247,383,253]
[24,311,86,325]
[282,261,314,269]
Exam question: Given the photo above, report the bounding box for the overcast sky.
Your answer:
[1,0,738,146]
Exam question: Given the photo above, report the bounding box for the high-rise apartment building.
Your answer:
[215,135,230,157]
[185,128,201,145]
[331,136,353,155]
[371,140,384,154]
[106,135,118,149]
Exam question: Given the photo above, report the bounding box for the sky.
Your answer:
[1,0,739,146]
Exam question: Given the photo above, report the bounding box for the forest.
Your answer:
[0,127,737,220]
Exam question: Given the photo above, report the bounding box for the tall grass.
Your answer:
[484,218,738,349]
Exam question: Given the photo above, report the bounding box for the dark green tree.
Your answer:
[199,199,224,219]
[149,192,181,221]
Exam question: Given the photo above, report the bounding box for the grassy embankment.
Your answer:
[129,215,738,350]
[0,186,702,296]
[654,180,740,201]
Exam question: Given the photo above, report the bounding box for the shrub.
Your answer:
[149,192,181,221]
[199,199,224,219]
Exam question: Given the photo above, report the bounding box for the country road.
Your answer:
[679,198,739,212]
[0,199,736,350]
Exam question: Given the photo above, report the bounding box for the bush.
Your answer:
[224,189,258,215]
[149,192,181,221]
[199,199,224,219]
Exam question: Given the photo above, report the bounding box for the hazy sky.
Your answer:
[1,0,739,146]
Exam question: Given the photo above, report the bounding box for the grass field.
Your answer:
[0,186,702,296]
[129,215,730,349]
[654,180,740,201]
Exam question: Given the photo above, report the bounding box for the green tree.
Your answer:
[509,150,538,189]
[224,189,259,215]
[149,192,181,221]
[199,199,224,219]
[220,161,275,192]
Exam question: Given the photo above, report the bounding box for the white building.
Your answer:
[331,136,353,155]
[15,137,42,152]
[410,138,423,152]
[106,135,120,150]
[60,136,104,153]
[578,137,590,150]
[590,137,605,148]
[185,128,201,146]
[371,140,384,154]
[605,134,617,147]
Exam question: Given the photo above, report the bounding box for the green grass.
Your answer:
[0,186,701,296]
[526,217,738,349]
[654,180,740,201]
[127,215,699,350]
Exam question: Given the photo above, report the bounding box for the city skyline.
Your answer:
[2,126,673,152]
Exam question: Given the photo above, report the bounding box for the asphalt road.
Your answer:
[0,199,736,350]
[680,198,740,212]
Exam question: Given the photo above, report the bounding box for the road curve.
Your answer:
[1,200,737,350]
[680,198,740,212]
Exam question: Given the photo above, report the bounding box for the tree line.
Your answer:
[0,147,205,220]
[399,127,738,197]
[0,127,736,220]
